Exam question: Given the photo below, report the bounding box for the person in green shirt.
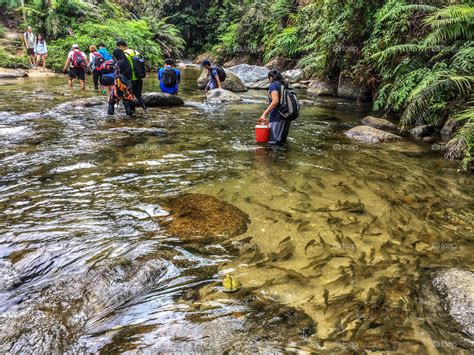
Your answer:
[116,40,147,113]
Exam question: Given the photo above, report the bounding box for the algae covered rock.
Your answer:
[166,194,250,242]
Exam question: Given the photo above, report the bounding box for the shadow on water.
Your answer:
[0,69,473,353]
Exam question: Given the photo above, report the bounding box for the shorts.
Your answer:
[27,48,35,56]
[69,67,85,80]
[100,75,114,86]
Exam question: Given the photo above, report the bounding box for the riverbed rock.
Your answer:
[441,117,460,141]
[142,92,184,107]
[337,73,372,102]
[282,69,304,84]
[193,52,216,65]
[0,69,28,79]
[419,269,474,349]
[166,194,250,242]
[264,57,295,71]
[361,116,399,133]
[307,80,337,97]
[207,89,242,103]
[345,126,403,143]
[226,64,269,84]
[69,98,104,109]
[197,70,248,92]
[409,124,434,140]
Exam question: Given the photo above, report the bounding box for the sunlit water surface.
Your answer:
[0,69,473,353]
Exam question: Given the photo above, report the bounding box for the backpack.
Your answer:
[97,60,115,75]
[92,52,105,69]
[71,51,85,68]
[161,67,178,87]
[98,48,112,61]
[125,50,147,79]
[278,85,300,121]
[215,66,226,82]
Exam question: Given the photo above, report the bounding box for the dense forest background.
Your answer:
[0,0,472,168]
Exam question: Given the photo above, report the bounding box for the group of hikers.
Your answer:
[23,27,296,146]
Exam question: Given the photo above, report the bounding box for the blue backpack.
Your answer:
[98,48,112,61]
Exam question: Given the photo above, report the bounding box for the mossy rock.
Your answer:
[166,193,250,242]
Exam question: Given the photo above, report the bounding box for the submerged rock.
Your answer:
[0,70,28,79]
[166,194,250,242]
[142,92,184,107]
[197,70,248,92]
[109,127,167,137]
[419,269,474,349]
[307,80,337,97]
[409,125,434,140]
[345,126,403,143]
[207,88,242,103]
[361,116,399,133]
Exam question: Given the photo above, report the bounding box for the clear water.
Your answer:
[0,69,472,353]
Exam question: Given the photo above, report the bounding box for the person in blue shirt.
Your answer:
[158,58,181,95]
[259,70,291,146]
[201,59,222,91]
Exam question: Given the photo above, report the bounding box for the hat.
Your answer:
[201,59,211,67]
[72,44,79,49]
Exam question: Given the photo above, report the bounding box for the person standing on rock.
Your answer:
[23,26,36,69]
[201,60,223,91]
[158,58,181,95]
[260,70,291,146]
[62,44,88,90]
[116,40,148,113]
[34,34,47,72]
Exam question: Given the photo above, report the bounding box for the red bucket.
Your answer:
[255,120,270,143]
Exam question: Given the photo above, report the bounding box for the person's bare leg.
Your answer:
[43,56,46,71]
[68,77,73,89]
[105,86,111,99]
[80,80,85,91]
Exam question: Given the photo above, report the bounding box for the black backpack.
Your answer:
[214,66,226,82]
[279,85,300,121]
[126,51,147,79]
[97,60,115,75]
[93,52,105,70]
[162,67,178,87]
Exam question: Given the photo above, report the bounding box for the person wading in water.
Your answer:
[260,70,292,146]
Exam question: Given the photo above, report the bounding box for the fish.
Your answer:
[279,236,291,245]
[369,248,375,264]
[319,234,327,247]
[323,289,329,307]
[238,236,253,244]
[358,251,367,265]
[268,265,313,285]
[304,239,316,255]
[327,213,342,225]
[297,220,312,233]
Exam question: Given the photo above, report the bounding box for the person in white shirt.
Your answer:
[62,44,88,90]
[23,26,36,69]
[34,34,48,72]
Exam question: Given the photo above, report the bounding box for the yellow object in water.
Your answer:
[222,274,242,293]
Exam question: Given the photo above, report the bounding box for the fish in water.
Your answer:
[304,239,316,255]
[222,274,242,293]
[323,289,329,308]
[279,236,291,245]
[297,220,312,233]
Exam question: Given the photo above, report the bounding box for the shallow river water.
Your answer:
[0,69,473,353]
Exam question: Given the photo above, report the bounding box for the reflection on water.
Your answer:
[0,69,473,353]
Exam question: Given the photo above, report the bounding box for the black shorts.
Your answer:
[100,75,114,86]
[69,67,85,80]
[27,48,35,56]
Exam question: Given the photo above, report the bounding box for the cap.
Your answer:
[201,59,211,67]
[72,44,79,49]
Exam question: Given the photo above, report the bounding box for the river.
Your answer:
[0,68,473,353]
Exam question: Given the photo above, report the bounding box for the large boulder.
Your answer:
[197,69,248,92]
[345,126,403,143]
[361,116,399,133]
[223,54,251,68]
[441,117,460,141]
[207,89,242,103]
[282,69,304,84]
[0,69,28,79]
[409,124,434,140]
[193,52,215,65]
[165,194,250,242]
[419,269,474,349]
[142,92,184,107]
[226,64,269,85]
[337,72,372,101]
[264,57,295,71]
[307,80,337,97]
